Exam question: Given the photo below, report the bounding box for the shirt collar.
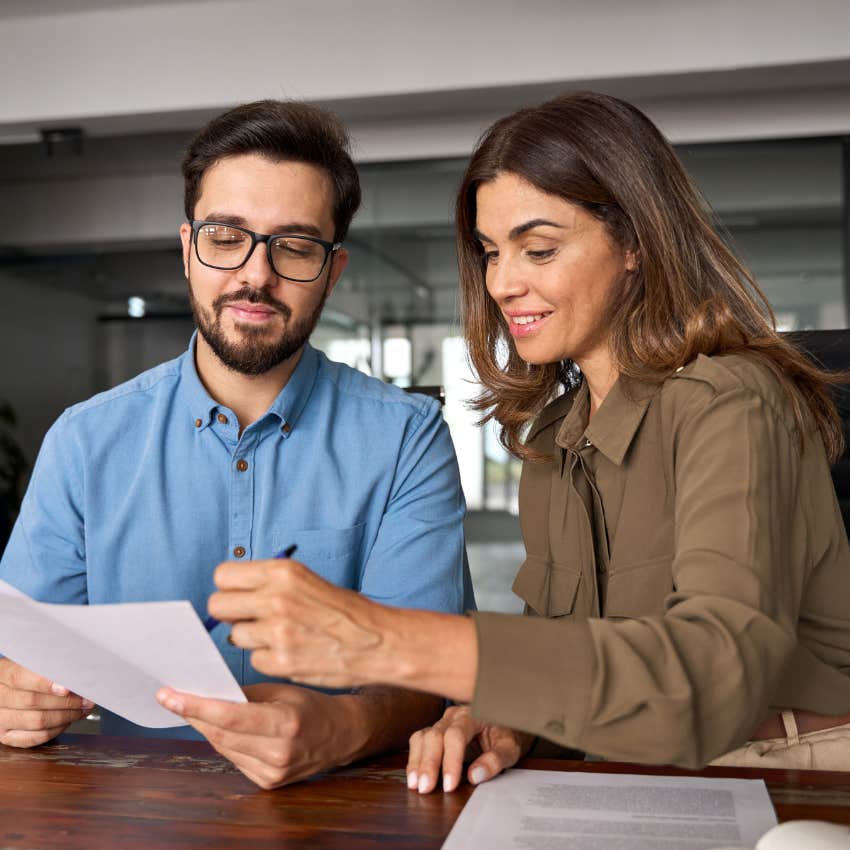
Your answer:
[182,331,320,437]
[578,375,660,465]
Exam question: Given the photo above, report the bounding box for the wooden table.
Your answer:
[2,734,850,848]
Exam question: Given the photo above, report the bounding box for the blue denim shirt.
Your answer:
[1,335,473,737]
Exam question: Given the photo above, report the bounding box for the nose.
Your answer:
[485,253,528,304]
[239,239,277,289]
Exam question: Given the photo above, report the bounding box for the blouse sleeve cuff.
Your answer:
[470,611,596,748]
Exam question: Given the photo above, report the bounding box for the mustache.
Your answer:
[213,287,290,318]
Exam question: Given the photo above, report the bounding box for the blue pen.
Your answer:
[203,544,298,633]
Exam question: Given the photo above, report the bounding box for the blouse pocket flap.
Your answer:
[512,555,582,617]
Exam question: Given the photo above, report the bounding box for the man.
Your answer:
[0,100,473,788]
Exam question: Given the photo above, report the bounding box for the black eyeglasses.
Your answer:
[190,220,342,283]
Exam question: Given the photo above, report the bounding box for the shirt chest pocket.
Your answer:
[272,524,365,588]
[511,554,582,618]
[605,555,674,619]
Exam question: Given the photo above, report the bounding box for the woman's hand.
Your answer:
[210,557,479,702]
[210,557,387,689]
[406,704,534,793]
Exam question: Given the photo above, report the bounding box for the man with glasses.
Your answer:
[0,100,473,788]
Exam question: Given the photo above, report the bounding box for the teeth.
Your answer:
[511,314,545,325]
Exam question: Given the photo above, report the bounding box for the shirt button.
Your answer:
[282,423,292,434]
[217,413,228,425]
[236,459,249,472]
[194,418,202,428]
[545,719,565,735]
[233,546,246,558]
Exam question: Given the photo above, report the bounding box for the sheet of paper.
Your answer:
[0,579,246,728]
[442,768,777,850]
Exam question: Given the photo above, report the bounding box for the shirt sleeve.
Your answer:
[358,399,475,615]
[0,411,88,604]
[472,382,803,768]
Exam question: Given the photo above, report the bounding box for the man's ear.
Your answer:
[325,247,349,299]
[179,223,192,280]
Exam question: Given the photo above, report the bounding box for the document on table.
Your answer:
[442,768,777,850]
[0,579,246,728]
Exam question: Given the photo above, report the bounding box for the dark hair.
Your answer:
[457,91,846,462]
[182,99,361,241]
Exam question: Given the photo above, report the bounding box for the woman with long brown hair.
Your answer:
[194,92,850,790]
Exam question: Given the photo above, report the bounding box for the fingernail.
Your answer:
[50,683,69,696]
[443,774,455,792]
[407,772,418,790]
[470,766,488,785]
[165,698,184,714]
[418,774,429,793]
[82,699,95,710]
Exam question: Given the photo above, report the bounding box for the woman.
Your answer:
[205,92,850,791]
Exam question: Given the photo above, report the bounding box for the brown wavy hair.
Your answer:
[457,91,846,462]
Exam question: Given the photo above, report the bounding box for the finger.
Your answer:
[415,726,455,794]
[0,707,86,732]
[441,722,475,793]
[0,659,73,698]
[0,723,71,748]
[0,685,93,712]
[213,560,280,592]
[156,688,293,738]
[205,738,297,790]
[184,715,275,762]
[406,729,425,789]
[467,736,522,786]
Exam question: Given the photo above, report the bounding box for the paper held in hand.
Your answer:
[0,579,246,727]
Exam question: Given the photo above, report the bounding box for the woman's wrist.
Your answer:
[373,605,479,703]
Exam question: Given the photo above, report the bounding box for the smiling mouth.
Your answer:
[510,313,550,325]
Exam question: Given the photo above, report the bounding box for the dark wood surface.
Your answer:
[2,734,850,848]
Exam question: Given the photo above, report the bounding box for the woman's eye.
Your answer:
[483,251,499,265]
[526,249,556,261]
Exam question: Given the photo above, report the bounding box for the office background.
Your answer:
[0,0,848,612]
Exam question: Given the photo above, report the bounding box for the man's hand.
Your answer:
[0,658,93,748]
[406,704,534,793]
[156,682,370,789]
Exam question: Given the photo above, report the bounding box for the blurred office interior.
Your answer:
[0,0,849,613]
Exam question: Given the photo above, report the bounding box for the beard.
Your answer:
[188,280,328,376]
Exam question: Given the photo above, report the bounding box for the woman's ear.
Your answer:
[625,248,640,273]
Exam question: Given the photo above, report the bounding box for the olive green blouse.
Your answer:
[472,353,850,768]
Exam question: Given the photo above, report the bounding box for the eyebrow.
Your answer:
[202,213,325,238]
[474,218,565,243]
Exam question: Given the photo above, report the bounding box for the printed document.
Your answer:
[442,768,777,850]
[0,579,246,728]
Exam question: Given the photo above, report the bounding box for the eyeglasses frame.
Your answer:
[190,219,342,283]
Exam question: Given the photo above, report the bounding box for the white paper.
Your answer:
[0,579,246,728]
[443,768,778,850]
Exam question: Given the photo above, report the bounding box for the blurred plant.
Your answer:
[0,400,27,519]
